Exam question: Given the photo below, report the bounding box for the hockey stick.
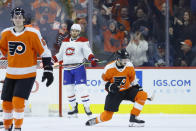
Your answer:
[54,60,107,68]
[147,91,155,101]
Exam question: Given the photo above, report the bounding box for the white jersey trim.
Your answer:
[7,65,36,75]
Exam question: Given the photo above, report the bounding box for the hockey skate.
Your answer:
[129,115,145,127]
[85,118,97,126]
[84,105,92,116]
[67,103,78,118]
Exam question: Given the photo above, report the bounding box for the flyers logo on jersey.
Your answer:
[66,48,75,56]
[114,76,126,86]
[9,41,26,56]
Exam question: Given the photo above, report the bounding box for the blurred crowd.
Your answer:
[0,0,196,67]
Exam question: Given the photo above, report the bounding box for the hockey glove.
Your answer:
[42,57,54,87]
[88,54,98,67]
[105,82,120,93]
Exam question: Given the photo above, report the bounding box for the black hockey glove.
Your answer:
[42,57,54,87]
[105,82,120,93]
[132,84,143,91]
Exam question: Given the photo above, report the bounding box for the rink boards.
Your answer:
[0,68,196,114]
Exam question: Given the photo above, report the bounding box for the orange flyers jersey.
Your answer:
[0,27,51,79]
[102,61,136,91]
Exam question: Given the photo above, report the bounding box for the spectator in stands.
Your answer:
[132,7,151,37]
[111,0,129,19]
[173,10,193,42]
[54,19,73,54]
[92,13,104,54]
[72,0,88,19]
[31,0,61,24]
[126,29,149,67]
[173,10,195,56]
[174,39,194,66]
[146,0,174,43]
[173,0,189,21]
[103,19,125,57]
[154,44,173,67]
[114,6,131,32]
[101,0,114,19]
[76,17,88,37]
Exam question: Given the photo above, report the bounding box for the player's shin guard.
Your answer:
[129,91,147,127]
[76,84,92,116]
[12,96,25,129]
[65,84,78,116]
[2,101,13,130]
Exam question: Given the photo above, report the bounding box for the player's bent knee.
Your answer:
[12,96,25,109]
[2,101,13,111]
[135,91,148,101]
[100,111,114,122]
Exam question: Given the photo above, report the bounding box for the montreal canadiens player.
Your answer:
[53,24,98,117]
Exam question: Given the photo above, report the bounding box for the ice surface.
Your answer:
[14,114,196,131]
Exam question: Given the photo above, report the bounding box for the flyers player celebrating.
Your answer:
[53,24,98,117]
[0,8,54,131]
[86,48,148,127]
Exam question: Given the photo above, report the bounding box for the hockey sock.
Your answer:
[81,95,90,107]
[12,96,25,128]
[97,110,114,123]
[67,95,76,108]
[131,91,147,116]
[2,101,13,129]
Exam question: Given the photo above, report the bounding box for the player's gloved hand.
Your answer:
[90,58,99,67]
[105,82,120,93]
[88,54,99,67]
[132,84,143,91]
[42,57,54,87]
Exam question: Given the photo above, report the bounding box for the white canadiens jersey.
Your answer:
[55,37,93,64]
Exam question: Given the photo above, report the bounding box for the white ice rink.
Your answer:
[13,114,196,131]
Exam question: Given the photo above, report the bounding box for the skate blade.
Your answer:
[129,122,144,127]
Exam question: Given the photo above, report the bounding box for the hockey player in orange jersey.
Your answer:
[0,8,54,131]
[86,48,148,127]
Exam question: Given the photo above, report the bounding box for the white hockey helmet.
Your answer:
[71,24,81,31]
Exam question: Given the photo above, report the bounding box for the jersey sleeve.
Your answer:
[31,29,51,57]
[0,32,8,58]
[55,42,64,62]
[82,41,94,60]
[102,65,112,82]
[129,66,136,84]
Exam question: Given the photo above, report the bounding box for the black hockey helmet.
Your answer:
[116,48,129,59]
[11,7,25,17]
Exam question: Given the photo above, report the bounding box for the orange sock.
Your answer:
[131,91,147,116]
[12,96,25,128]
[2,101,13,129]
[96,110,114,123]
